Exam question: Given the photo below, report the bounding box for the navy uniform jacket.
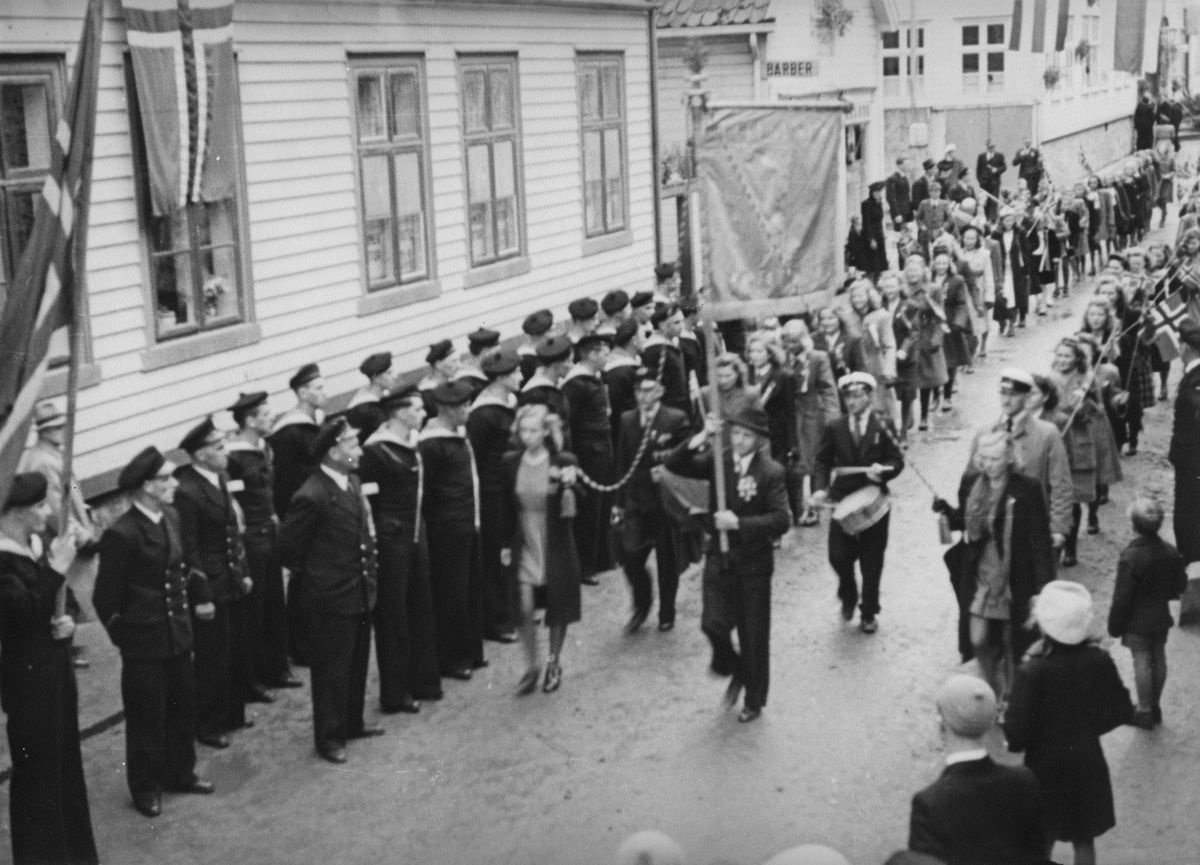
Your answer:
[677,331,705,388]
[94,506,195,659]
[909,756,1047,865]
[641,336,690,414]
[603,354,640,446]
[174,465,248,604]
[344,391,386,446]
[267,410,321,519]
[813,410,905,500]
[465,391,517,500]
[518,372,572,451]
[418,427,479,532]
[225,439,276,527]
[359,430,422,530]
[0,546,79,713]
[664,443,790,575]
[278,470,378,617]
[453,367,489,403]
[615,405,692,514]
[561,365,611,444]
[1169,362,1200,475]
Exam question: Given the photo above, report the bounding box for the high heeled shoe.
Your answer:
[516,668,539,696]
[542,659,562,693]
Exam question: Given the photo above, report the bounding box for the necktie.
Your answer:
[1006,417,1014,433]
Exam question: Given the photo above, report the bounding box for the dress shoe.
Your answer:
[1060,551,1077,568]
[444,667,472,681]
[657,620,675,633]
[471,658,490,670]
[269,674,304,689]
[1130,708,1156,730]
[197,734,230,749]
[317,746,347,764]
[483,629,518,644]
[1152,704,1163,726]
[542,660,562,693]
[860,617,879,634]
[516,668,539,696]
[133,792,162,818]
[624,609,649,635]
[724,675,744,709]
[247,688,275,704]
[840,602,856,623]
[581,574,600,586]
[380,699,420,715]
[170,778,215,795]
[738,707,762,723]
[235,718,256,730]
[1087,518,1099,535]
[348,726,385,739]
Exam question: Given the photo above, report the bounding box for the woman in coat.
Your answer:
[929,250,972,410]
[861,182,890,279]
[1004,581,1134,865]
[1087,279,1153,454]
[844,279,897,421]
[934,432,1055,700]
[747,334,798,516]
[900,254,949,428]
[812,306,853,385]
[958,226,994,362]
[880,272,916,439]
[501,404,582,695]
[780,318,840,526]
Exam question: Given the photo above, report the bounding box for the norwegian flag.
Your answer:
[1149,290,1192,363]
[0,0,102,511]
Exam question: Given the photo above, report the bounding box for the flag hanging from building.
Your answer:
[696,104,844,321]
[1113,0,1150,74]
[1149,290,1193,363]
[1009,0,1071,52]
[0,0,103,511]
[121,0,237,216]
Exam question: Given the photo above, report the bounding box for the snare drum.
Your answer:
[832,486,890,535]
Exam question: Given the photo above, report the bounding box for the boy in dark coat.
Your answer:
[1107,498,1187,728]
[665,404,791,722]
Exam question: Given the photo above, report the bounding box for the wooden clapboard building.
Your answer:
[1,0,657,495]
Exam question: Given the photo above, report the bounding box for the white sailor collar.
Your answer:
[678,329,699,343]
[346,388,380,409]
[364,427,419,449]
[643,334,672,351]
[604,354,640,372]
[470,391,518,413]
[522,372,558,392]
[271,408,323,434]
[517,343,537,357]
[419,425,467,440]
[562,363,599,385]
[453,367,488,383]
[0,534,41,561]
[225,438,265,454]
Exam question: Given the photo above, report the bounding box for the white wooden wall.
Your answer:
[657,35,755,155]
[3,0,655,487]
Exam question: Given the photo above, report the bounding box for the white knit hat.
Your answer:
[616,831,684,865]
[763,846,852,865]
[1034,580,1093,645]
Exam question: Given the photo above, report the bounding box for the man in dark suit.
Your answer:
[909,674,1047,865]
[1135,92,1157,151]
[910,158,937,210]
[975,140,1006,223]
[886,156,913,229]
[269,362,326,667]
[613,368,693,634]
[93,447,214,817]
[1012,139,1042,197]
[278,418,382,764]
[812,373,904,634]
[1169,319,1200,568]
[665,404,790,723]
[175,416,260,750]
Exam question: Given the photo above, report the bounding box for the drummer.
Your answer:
[811,372,905,634]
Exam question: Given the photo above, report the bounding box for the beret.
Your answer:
[228,391,268,420]
[654,262,676,282]
[467,328,500,354]
[630,290,655,309]
[601,290,629,316]
[522,309,554,337]
[313,418,356,461]
[575,332,613,354]
[868,180,886,193]
[118,446,168,492]
[481,347,522,376]
[536,335,573,364]
[425,339,454,366]
[567,297,599,320]
[1034,580,1093,645]
[999,367,1035,392]
[4,472,48,509]
[359,351,392,378]
[288,363,321,391]
[179,416,222,455]
[922,158,935,170]
[613,318,640,347]
[33,401,66,431]
[379,385,421,413]
[1179,317,1200,350]
[650,302,677,328]
[429,379,475,407]
[936,674,996,738]
[838,372,877,392]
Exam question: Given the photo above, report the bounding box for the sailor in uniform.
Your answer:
[345,351,396,445]
[518,309,554,385]
[599,290,630,336]
[418,339,458,419]
[454,328,500,402]
[519,335,575,449]
[604,319,644,447]
[567,297,600,347]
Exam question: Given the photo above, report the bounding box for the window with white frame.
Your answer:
[352,57,433,291]
[880,28,925,99]
[459,55,524,267]
[961,23,1006,94]
[1079,14,1101,88]
[577,54,626,238]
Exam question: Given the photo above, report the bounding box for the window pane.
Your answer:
[600,65,621,119]
[493,139,517,253]
[489,68,513,130]
[469,201,494,262]
[361,155,392,220]
[962,26,979,46]
[394,151,425,278]
[467,143,492,204]
[603,127,621,182]
[495,195,517,254]
[883,57,900,77]
[5,187,38,262]
[987,52,1005,72]
[580,67,600,121]
[364,217,395,287]
[583,130,602,182]
[583,132,603,235]
[606,176,624,230]
[463,70,487,133]
[962,54,980,73]
[153,252,196,336]
[149,210,191,256]
[194,199,237,249]
[987,24,1005,44]
[390,71,420,138]
[493,139,515,199]
[882,31,899,49]
[197,246,240,324]
[0,82,51,171]
[356,74,387,141]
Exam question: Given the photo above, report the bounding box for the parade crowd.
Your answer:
[2,121,1200,865]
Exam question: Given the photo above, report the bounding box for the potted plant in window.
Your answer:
[1043,65,1062,90]
[1074,38,1091,64]
[203,274,230,320]
[814,0,854,42]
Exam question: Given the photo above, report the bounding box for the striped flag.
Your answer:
[1113,0,1150,74]
[1010,0,1071,52]
[0,0,103,511]
[1148,290,1192,363]
[121,0,237,216]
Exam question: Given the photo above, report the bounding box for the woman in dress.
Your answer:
[1026,209,1062,316]
[1087,279,1154,454]
[958,226,995,362]
[844,279,898,422]
[933,431,1055,700]
[780,318,840,526]
[1004,581,1134,865]
[879,273,915,439]
[812,306,852,385]
[500,404,582,695]
[745,334,796,480]
[901,254,949,429]
[1154,139,1175,229]
[930,250,972,411]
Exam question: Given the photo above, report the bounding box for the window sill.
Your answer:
[461,255,531,290]
[357,278,441,316]
[582,228,632,258]
[39,362,102,399]
[140,322,262,372]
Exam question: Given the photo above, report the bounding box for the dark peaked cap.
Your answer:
[359,352,393,378]
[289,363,321,391]
[118,446,167,492]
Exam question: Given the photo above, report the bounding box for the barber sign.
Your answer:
[766,60,819,78]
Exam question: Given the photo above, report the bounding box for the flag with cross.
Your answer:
[1148,290,1193,363]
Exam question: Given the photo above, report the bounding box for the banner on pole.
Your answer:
[696,105,844,322]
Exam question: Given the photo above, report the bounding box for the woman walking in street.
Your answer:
[880,273,915,439]
[930,250,972,411]
[844,279,898,423]
[746,334,797,513]
[901,254,949,429]
[780,319,840,526]
[501,404,582,695]
[958,226,995,362]
[1004,581,1135,865]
